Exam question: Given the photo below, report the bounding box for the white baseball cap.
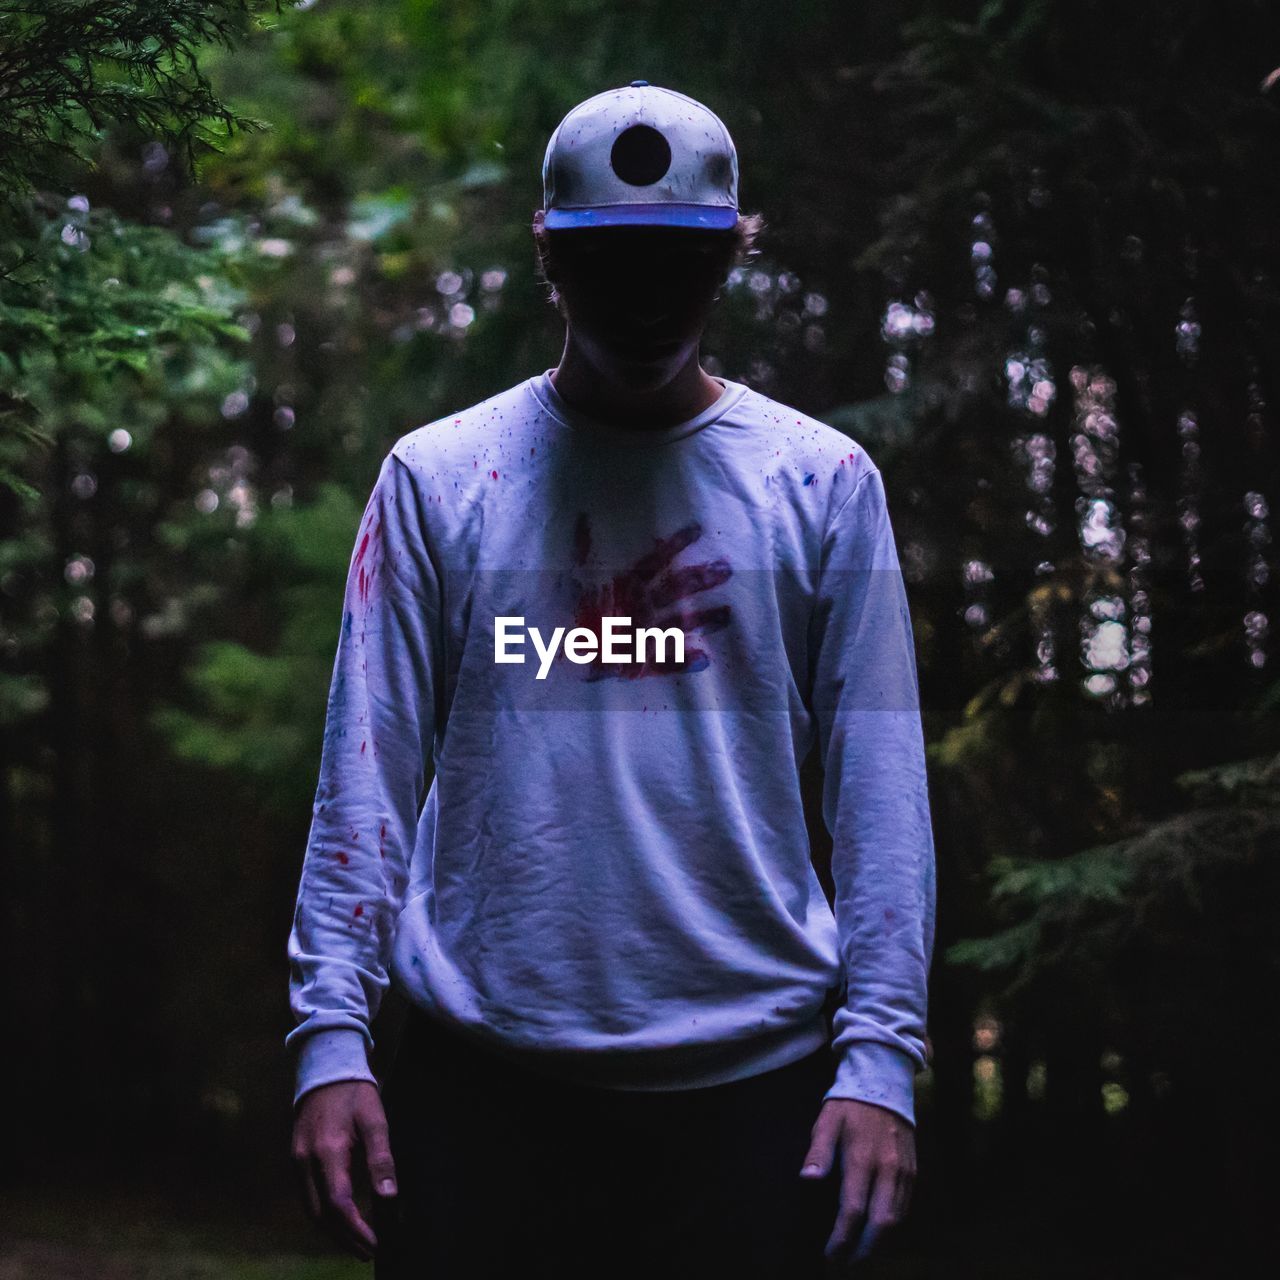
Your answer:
[541,80,739,231]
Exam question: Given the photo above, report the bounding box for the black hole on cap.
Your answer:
[610,124,671,186]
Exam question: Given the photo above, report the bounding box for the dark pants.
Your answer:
[372,1007,842,1278]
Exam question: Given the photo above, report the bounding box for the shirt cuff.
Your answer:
[823,1040,919,1128]
[292,1027,377,1109]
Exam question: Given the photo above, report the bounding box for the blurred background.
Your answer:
[2,1,1279,1275]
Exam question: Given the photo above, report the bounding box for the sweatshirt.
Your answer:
[286,367,937,1126]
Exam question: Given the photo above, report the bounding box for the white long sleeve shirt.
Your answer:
[286,368,936,1125]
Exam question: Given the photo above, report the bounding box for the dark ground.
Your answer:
[0,1174,1214,1280]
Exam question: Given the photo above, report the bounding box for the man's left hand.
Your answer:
[799,1097,916,1268]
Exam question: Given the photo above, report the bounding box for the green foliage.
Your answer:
[346,187,417,244]
[150,478,367,815]
[946,750,1280,992]
[0,2,282,496]
[150,641,310,794]
[0,0,289,197]
[2,199,250,392]
[0,195,249,492]
[1175,750,1280,808]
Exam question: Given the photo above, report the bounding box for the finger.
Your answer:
[850,1218,884,1266]
[356,1103,398,1197]
[891,1128,917,1219]
[826,1154,873,1261]
[851,1165,898,1263]
[311,1152,371,1260]
[293,1146,322,1220]
[318,1146,378,1259]
[650,559,733,607]
[631,522,703,580]
[799,1109,839,1179]
[891,1163,916,1220]
[655,602,733,635]
[643,644,712,676]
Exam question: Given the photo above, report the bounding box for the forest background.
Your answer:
[2,1,1278,1275]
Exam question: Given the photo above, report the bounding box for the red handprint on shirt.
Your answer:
[566,512,733,680]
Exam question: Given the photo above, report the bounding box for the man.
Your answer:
[288,81,936,1277]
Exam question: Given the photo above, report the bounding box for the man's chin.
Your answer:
[601,353,683,389]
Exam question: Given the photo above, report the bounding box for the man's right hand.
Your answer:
[291,1080,398,1262]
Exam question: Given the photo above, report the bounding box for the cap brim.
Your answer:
[544,203,739,231]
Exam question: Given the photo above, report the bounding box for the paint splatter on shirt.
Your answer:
[286,369,936,1127]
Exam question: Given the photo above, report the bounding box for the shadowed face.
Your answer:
[540,225,734,388]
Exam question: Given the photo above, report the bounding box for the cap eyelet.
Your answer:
[610,124,672,186]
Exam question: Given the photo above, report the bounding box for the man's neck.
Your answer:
[550,338,725,429]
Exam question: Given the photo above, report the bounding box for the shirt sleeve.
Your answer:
[808,464,937,1128]
[285,447,440,1108]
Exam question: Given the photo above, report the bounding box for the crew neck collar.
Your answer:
[529,367,748,445]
